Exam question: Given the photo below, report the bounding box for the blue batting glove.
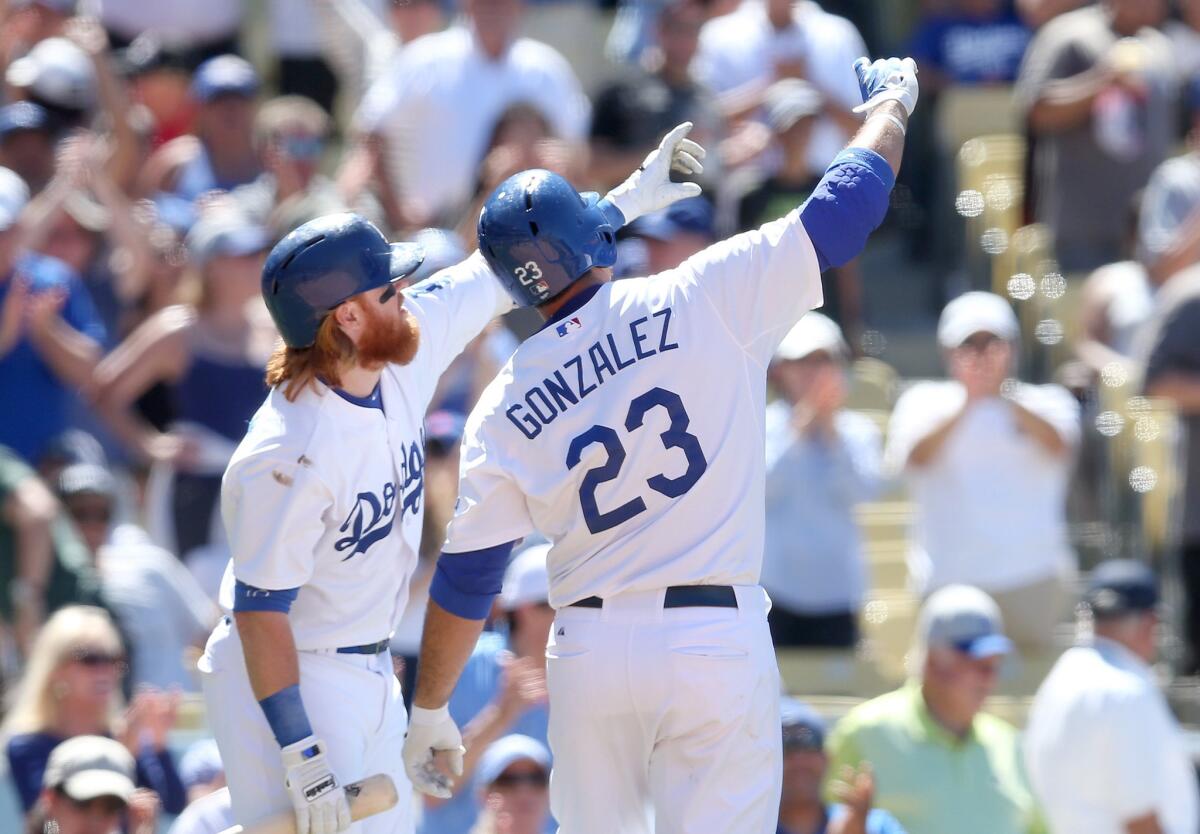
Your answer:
[852,56,919,117]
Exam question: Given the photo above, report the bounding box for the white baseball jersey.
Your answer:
[442,210,822,606]
[217,253,511,650]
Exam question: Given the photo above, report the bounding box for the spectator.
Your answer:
[1015,0,1087,29]
[1141,264,1200,673]
[763,314,881,648]
[630,195,717,275]
[140,55,262,223]
[776,698,906,834]
[232,95,345,238]
[826,586,1042,834]
[56,463,218,691]
[168,740,233,834]
[2,605,185,815]
[1167,0,1200,84]
[589,0,721,191]
[1025,560,1199,833]
[1015,0,1175,272]
[884,292,1079,650]
[0,1,77,72]
[420,544,552,834]
[0,102,56,195]
[35,428,106,488]
[94,0,242,68]
[1136,85,1200,288]
[5,36,97,134]
[736,79,862,334]
[351,0,590,229]
[117,34,196,149]
[24,735,159,834]
[469,735,552,834]
[0,167,109,466]
[0,445,103,658]
[908,0,1032,89]
[91,206,271,562]
[694,0,866,172]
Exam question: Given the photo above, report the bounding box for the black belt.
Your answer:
[570,585,738,610]
[336,639,390,655]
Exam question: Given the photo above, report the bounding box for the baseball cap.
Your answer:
[774,312,848,362]
[40,429,107,469]
[500,544,550,611]
[43,736,136,803]
[7,38,97,111]
[633,196,715,243]
[475,735,550,791]
[1084,560,1159,618]
[918,585,1013,659]
[191,55,259,103]
[780,698,826,751]
[186,210,270,265]
[57,463,116,500]
[0,101,51,140]
[764,79,823,132]
[179,739,223,789]
[937,291,1019,349]
[0,167,30,231]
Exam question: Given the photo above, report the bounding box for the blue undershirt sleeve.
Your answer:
[429,541,516,620]
[233,580,300,613]
[799,147,896,272]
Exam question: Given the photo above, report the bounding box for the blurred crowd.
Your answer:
[0,0,1198,831]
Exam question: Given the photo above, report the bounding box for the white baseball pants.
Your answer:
[198,617,415,833]
[545,585,782,834]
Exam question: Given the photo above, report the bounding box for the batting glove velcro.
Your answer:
[603,121,706,224]
[852,56,919,117]
[281,736,351,834]
[403,704,465,799]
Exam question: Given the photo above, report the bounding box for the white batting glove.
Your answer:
[603,121,706,225]
[281,736,351,834]
[852,56,919,117]
[403,705,465,799]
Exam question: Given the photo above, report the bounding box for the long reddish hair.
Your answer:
[265,313,356,401]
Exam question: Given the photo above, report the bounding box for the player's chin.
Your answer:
[358,310,421,368]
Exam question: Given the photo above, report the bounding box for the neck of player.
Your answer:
[338,362,384,398]
[536,267,613,321]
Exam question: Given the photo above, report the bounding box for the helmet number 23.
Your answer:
[513,261,543,287]
[566,387,707,535]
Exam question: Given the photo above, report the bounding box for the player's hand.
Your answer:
[852,57,919,117]
[402,704,465,799]
[281,736,351,834]
[602,122,706,225]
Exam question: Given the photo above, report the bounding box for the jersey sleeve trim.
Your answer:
[429,541,516,620]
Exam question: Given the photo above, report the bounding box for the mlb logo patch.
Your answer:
[556,316,582,337]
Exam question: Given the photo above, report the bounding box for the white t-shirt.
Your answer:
[442,209,822,606]
[1024,638,1199,834]
[217,254,512,649]
[884,381,1080,593]
[694,0,866,171]
[355,25,591,224]
[93,0,243,44]
[168,789,235,834]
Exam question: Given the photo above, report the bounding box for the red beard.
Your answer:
[355,297,421,368]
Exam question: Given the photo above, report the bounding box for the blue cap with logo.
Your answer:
[1085,560,1159,618]
[918,585,1013,659]
[780,698,826,750]
[191,55,259,102]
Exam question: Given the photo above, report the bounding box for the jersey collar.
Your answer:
[331,380,385,412]
[540,284,603,332]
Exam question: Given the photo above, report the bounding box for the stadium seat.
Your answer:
[935,86,1020,153]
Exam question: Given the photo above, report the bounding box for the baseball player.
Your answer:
[197,126,707,834]
[402,56,918,834]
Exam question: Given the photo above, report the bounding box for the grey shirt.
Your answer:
[1142,267,1200,539]
[1138,151,1200,270]
[1015,6,1177,272]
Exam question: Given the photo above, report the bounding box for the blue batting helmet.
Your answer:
[477,169,618,307]
[262,213,424,348]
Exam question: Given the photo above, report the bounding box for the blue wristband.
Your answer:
[258,684,313,748]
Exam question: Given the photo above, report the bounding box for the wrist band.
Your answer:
[868,111,907,135]
[259,684,314,748]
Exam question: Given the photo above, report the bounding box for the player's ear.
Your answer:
[332,300,362,339]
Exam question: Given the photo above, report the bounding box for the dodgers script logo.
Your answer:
[334,436,426,560]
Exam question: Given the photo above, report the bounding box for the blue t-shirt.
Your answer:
[778,804,907,834]
[908,8,1030,84]
[0,253,107,463]
[418,630,551,834]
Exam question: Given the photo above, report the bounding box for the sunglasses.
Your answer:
[492,771,549,789]
[378,283,399,305]
[71,649,125,667]
[69,505,112,524]
[58,790,125,816]
[280,135,325,161]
